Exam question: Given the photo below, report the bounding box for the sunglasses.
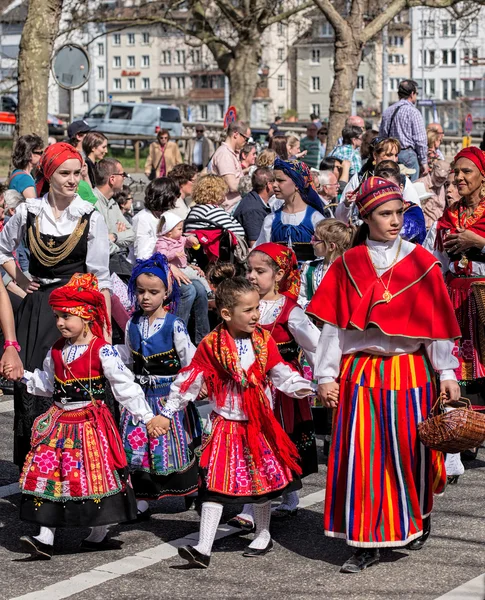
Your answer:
[32,150,44,156]
[195,129,204,133]
[112,172,128,178]
[238,132,249,141]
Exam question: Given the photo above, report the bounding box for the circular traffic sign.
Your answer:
[51,43,91,90]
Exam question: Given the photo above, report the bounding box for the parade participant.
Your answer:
[0,142,112,468]
[155,268,314,568]
[308,176,461,573]
[119,254,201,515]
[298,219,355,308]
[17,274,165,560]
[254,158,328,262]
[425,147,485,392]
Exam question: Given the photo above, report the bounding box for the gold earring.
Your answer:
[83,323,89,338]
[274,280,279,295]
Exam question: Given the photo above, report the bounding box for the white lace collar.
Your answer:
[27,194,95,219]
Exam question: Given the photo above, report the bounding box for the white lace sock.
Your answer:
[84,526,108,543]
[34,526,55,546]
[248,501,271,550]
[273,490,299,512]
[137,500,149,513]
[235,503,254,525]
[445,452,465,477]
[193,502,223,556]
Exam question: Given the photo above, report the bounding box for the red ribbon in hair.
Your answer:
[49,273,111,340]
[454,146,485,177]
[253,242,300,301]
[36,142,82,196]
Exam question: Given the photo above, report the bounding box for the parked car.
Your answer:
[0,95,66,137]
[84,102,183,138]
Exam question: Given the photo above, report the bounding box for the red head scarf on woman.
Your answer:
[253,242,300,300]
[353,176,403,219]
[454,146,485,176]
[36,142,83,196]
[49,273,111,340]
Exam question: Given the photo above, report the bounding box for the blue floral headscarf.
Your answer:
[273,157,327,216]
[128,252,179,313]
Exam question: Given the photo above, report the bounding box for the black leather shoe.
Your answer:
[406,516,431,551]
[178,545,210,568]
[20,535,53,560]
[447,475,460,485]
[340,549,379,573]
[227,516,255,533]
[242,538,274,557]
[80,537,123,552]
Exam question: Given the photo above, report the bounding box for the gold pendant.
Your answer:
[458,255,469,269]
[383,290,392,303]
[47,238,56,248]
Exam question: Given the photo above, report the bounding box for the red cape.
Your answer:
[307,244,461,340]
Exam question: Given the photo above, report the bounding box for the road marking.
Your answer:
[9,489,326,600]
[434,574,485,600]
[0,482,19,498]
[0,400,13,413]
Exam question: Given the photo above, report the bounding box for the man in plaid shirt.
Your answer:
[379,79,429,181]
[328,125,363,179]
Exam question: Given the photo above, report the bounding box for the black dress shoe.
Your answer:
[406,516,431,551]
[227,516,255,533]
[242,538,274,557]
[340,549,379,573]
[447,475,460,485]
[80,537,123,552]
[20,535,53,560]
[178,545,210,568]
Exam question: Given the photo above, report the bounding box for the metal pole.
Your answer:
[224,76,230,113]
[69,89,74,125]
[382,25,389,112]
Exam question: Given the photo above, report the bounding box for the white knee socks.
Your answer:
[193,502,223,557]
[236,503,254,525]
[249,501,271,549]
[34,526,55,546]
[84,525,108,543]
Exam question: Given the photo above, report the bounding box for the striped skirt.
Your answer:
[324,350,446,548]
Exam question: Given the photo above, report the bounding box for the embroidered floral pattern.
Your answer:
[127,427,148,450]
[33,450,57,474]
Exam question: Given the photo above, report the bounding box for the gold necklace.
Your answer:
[367,237,403,303]
[28,216,88,267]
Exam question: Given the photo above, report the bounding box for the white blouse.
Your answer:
[117,314,196,368]
[314,237,459,384]
[0,195,111,290]
[298,258,328,309]
[132,208,159,260]
[23,342,155,424]
[254,209,326,247]
[423,221,485,277]
[162,337,315,422]
[258,297,320,370]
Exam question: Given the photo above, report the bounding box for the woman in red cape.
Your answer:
[424,146,485,394]
[307,176,461,573]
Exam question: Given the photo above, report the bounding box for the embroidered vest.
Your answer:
[261,297,299,363]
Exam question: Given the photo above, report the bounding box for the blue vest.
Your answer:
[271,206,316,261]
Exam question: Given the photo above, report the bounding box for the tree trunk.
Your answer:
[224,37,262,124]
[16,0,64,141]
[326,34,363,153]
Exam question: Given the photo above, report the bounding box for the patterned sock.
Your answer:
[236,503,254,525]
[34,526,55,546]
[249,501,271,550]
[137,500,149,513]
[193,502,223,557]
[84,526,108,543]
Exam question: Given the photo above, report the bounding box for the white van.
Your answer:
[84,102,182,138]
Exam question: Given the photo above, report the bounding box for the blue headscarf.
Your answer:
[273,157,327,216]
[128,252,179,313]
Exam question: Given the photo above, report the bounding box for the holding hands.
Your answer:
[0,346,23,380]
[146,415,171,438]
[317,381,340,409]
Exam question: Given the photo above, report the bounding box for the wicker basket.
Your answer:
[418,395,485,454]
[472,281,485,326]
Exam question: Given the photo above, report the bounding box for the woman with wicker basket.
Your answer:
[307,177,461,574]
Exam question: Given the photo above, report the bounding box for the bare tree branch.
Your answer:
[263,0,314,26]
[312,0,348,36]
[361,0,407,43]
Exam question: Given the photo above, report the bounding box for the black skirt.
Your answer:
[198,475,302,505]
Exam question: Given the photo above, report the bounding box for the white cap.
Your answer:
[160,211,184,235]
[413,181,434,201]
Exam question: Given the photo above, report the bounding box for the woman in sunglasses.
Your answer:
[9,135,45,200]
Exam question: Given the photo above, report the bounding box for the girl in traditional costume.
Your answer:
[119,253,201,518]
[18,274,164,560]
[307,177,461,573]
[153,267,314,568]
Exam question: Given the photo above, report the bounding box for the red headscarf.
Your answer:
[49,273,111,340]
[253,242,300,300]
[353,176,403,219]
[36,142,83,196]
[454,146,485,176]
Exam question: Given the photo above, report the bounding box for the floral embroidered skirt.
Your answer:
[120,377,202,499]
[19,401,137,527]
[198,413,301,505]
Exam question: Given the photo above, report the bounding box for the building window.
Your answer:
[219,104,224,119]
[98,43,104,56]
[278,48,284,61]
[420,49,435,67]
[311,76,320,91]
[98,66,104,79]
[142,78,150,90]
[461,19,478,36]
[441,20,456,37]
[82,90,89,103]
[112,34,121,46]
[390,35,404,46]
[128,78,136,90]
[356,75,364,90]
[142,32,150,44]
[114,78,121,90]
[441,49,456,66]
[277,75,285,90]
[389,54,406,65]
[200,105,208,120]
[388,77,400,92]
[127,33,135,45]
[463,48,479,65]
[162,50,171,65]
[317,22,333,37]
[161,76,171,90]
[419,20,435,38]
[442,78,457,101]
[463,79,478,93]
[127,56,135,68]
[176,76,185,90]
[277,23,285,36]
[311,104,320,117]
[311,49,320,64]
[142,55,150,67]
[98,90,105,102]
[113,56,121,68]
[176,50,186,65]
[191,49,200,64]
[278,105,284,114]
